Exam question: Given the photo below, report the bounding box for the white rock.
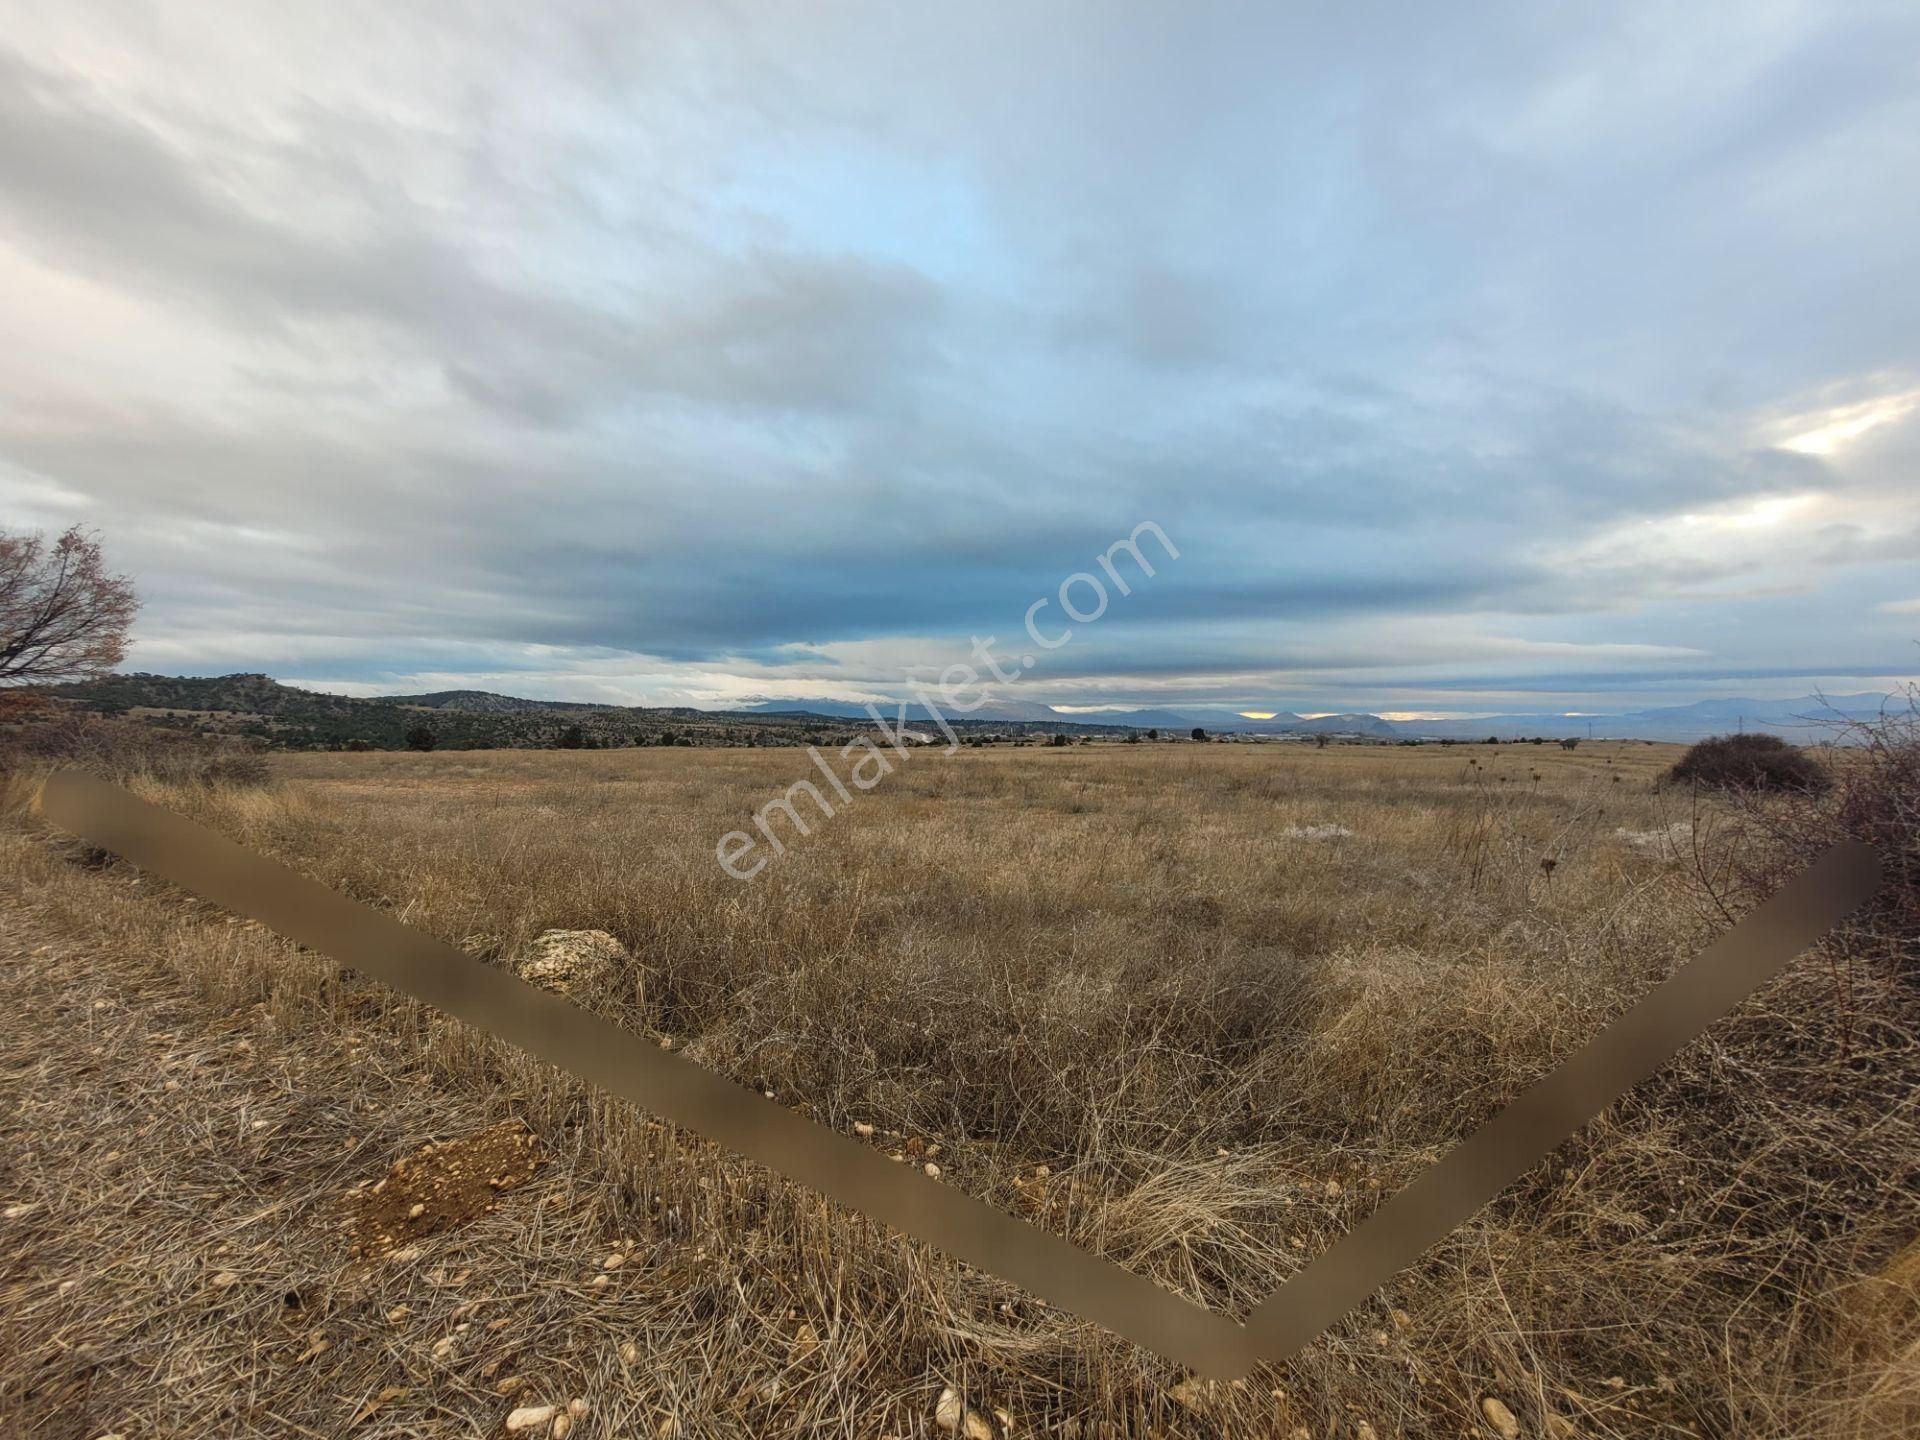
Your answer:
[505,1405,556,1432]
[1480,1396,1521,1439]
[1167,1378,1207,1411]
[514,930,632,997]
[1280,823,1354,841]
[935,1387,993,1439]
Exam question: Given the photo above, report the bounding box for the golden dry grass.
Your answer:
[2,739,1915,1438]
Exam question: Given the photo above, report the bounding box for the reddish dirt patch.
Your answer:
[340,1121,543,1258]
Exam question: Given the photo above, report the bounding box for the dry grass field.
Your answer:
[2,739,1916,1439]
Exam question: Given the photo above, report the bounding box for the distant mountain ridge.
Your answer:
[1399,693,1902,743]
[32,672,1909,748]
[741,696,1405,737]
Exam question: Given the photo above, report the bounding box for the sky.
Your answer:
[1,2,1917,718]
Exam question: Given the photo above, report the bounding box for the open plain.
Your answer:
[2,741,1915,1439]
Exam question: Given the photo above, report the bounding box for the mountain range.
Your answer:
[29,673,1909,748]
[738,692,1902,742]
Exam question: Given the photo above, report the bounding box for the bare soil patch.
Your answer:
[341,1123,544,1259]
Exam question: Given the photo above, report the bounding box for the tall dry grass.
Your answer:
[3,735,1914,1437]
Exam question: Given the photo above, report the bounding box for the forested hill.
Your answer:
[34,673,1135,750]
[38,673,829,749]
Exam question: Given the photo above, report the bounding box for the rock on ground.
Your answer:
[513,929,631,998]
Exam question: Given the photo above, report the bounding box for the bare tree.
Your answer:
[0,526,140,684]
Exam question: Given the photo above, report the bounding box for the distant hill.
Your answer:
[33,674,1135,750]
[383,689,577,714]
[35,673,849,750]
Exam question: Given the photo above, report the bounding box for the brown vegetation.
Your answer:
[0,525,139,684]
[1,733,1915,1437]
[1666,731,1832,795]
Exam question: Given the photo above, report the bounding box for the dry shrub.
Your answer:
[1667,731,1833,795]
[0,709,273,792]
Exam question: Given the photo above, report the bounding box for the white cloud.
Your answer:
[1772,385,1920,456]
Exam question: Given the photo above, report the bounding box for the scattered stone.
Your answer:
[602,1252,625,1270]
[1480,1396,1521,1439]
[935,1387,993,1438]
[550,1414,572,1440]
[514,929,631,997]
[1168,1378,1209,1411]
[568,1398,589,1420]
[1280,823,1355,841]
[505,1405,556,1432]
[853,1122,876,1138]
[924,1162,942,1179]
[210,1270,240,1290]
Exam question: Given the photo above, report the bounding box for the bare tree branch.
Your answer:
[0,526,140,684]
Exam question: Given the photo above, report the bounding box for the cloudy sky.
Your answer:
[3,2,1918,718]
